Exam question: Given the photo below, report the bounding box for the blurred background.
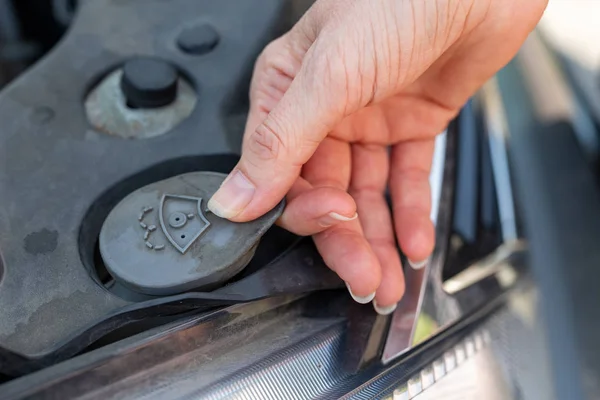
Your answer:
[1,0,598,88]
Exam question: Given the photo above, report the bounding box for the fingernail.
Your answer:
[373,299,397,315]
[345,282,375,304]
[318,212,358,227]
[408,258,428,270]
[207,170,255,219]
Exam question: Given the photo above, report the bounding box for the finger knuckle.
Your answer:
[247,118,287,162]
[261,37,285,60]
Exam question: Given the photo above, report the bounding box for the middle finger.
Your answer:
[350,143,404,314]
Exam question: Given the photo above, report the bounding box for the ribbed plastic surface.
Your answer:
[187,325,349,400]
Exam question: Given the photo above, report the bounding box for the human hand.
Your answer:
[207,0,547,313]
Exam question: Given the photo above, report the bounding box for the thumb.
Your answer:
[208,39,354,221]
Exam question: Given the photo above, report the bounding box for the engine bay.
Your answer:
[0,0,536,397]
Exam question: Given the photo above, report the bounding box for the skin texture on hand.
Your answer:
[207,0,548,313]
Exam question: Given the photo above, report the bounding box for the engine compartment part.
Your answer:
[0,287,527,400]
[0,237,344,377]
[85,58,197,139]
[100,171,284,295]
[0,0,296,361]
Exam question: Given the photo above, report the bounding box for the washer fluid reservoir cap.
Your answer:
[99,172,284,295]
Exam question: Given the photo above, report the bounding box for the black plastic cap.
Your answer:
[120,57,178,109]
[177,24,219,55]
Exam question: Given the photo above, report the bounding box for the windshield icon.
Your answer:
[158,194,211,254]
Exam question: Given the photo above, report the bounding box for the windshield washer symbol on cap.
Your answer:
[159,194,211,254]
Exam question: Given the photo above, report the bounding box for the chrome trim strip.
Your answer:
[480,79,518,242]
[429,131,447,224]
[382,130,449,363]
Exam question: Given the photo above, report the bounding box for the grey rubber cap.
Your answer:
[99,171,284,295]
